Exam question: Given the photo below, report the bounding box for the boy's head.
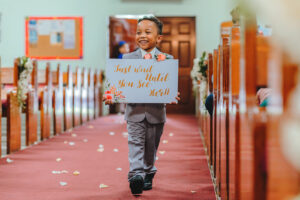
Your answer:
[136,16,163,52]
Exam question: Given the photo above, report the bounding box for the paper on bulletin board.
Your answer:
[51,20,64,32]
[105,59,178,103]
[63,20,75,49]
[37,20,51,35]
[29,20,38,44]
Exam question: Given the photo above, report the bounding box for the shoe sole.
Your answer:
[143,186,152,191]
[130,178,144,195]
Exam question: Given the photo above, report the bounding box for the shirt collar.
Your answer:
[140,47,157,59]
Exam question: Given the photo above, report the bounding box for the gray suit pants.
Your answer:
[127,119,164,181]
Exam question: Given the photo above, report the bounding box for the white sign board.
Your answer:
[105,59,178,103]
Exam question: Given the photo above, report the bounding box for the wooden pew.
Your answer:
[40,63,52,140]
[266,50,300,200]
[1,65,17,155]
[238,17,271,200]
[1,61,101,157]
[199,58,210,167]
[228,25,241,200]
[212,21,233,198]
[215,45,221,195]
[73,67,82,127]
[238,16,258,200]
[4,58,38,154]
[64,65,73,130]
[207,53,213,167]
[26,60,38,145]
[212,48,218,180]
[88,68,95,120]
[94,69,103,118]
[201,15,300,200]
[220,21,232,200]
[6,59,22,154]
[81,68,88,123]
[53,64,64,135]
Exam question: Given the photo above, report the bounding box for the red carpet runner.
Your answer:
[0,114,215,200]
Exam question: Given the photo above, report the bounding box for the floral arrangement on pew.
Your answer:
[231,6,241,25]
[17,56,33,109]
[190,52,208,110]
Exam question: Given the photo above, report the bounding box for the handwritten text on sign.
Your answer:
[106,59,178,103]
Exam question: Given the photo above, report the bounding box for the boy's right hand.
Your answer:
[102,95,114,105]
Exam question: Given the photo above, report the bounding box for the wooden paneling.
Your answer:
[178,23,190,34]
[160,41,172,55]
[178,41,190,68]
[162,22,171,35]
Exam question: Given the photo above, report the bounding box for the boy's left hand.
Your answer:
[170,92,180,104]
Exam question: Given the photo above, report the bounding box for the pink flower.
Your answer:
[144,53,152,59]
[106,94,112,100]
[105,90,111,94]
[156,53,166,61]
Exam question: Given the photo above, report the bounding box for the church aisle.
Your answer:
[0,114,215,200]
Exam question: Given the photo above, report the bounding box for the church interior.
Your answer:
[0,0,299,199]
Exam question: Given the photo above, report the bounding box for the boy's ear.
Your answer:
[156,35,163,44]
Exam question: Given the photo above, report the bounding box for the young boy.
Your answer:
[104,16,180,195]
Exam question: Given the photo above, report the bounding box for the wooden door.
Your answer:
[158,17,196,114]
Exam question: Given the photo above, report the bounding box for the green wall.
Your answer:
[0,0,233,70]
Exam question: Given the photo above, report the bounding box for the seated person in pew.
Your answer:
[256,88,272,107]
[204,87,272,115]
[103,16,180,196]
[205,75,213,116]
[205,93,214,116]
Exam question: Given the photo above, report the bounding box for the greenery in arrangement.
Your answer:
[17,56,33,109]
[18,56,30,76]
[231,6,241,25]
[190,51,208,84]
[198,51,208,79]
[190,52,208,112]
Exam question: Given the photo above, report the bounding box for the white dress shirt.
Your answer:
[140,47,157,59]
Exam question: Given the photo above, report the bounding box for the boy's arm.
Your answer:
[170,92,180,104]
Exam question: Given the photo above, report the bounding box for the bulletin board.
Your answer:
[25,17,83,60]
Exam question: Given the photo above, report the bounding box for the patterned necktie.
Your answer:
[144,53,152,59]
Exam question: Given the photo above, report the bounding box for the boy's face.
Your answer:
[136,20,162,52]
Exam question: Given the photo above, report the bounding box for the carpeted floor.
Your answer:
[0,114,215,200]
